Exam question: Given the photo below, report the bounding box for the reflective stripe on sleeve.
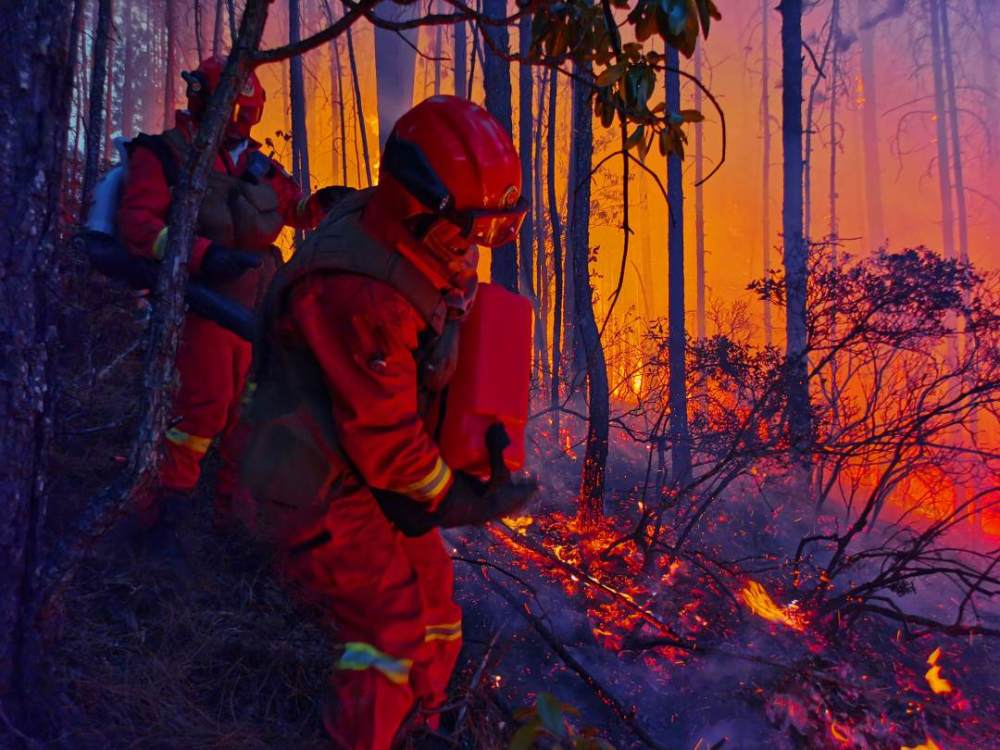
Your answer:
[396,457,453,503]
[165,427,212,455]
[335,642,412,685]
[152,227,169,259]
[425,619,462,642]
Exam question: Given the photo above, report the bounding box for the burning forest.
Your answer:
[1,1,998,749]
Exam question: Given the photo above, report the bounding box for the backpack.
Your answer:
[80,135,255,341]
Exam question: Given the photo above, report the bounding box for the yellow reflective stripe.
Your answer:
[335,642,412,685]
[152,227,169,259]
[397,457,453,502]
[425,620,462,642]
[296,196,310,217]
[165,427,212,454]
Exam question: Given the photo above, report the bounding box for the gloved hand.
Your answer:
[373,473,538,538]
[200,243,262,282]
[313,185,355,214]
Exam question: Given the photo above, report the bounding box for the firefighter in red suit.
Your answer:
[117,56,343,540]
[238,96,537,749]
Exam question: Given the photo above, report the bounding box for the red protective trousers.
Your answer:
[278,489,462,750]
[158,313,251,501]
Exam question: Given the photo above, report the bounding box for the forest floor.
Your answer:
[33,270,1000,750]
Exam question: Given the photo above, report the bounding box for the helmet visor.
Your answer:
[452,197,528,248]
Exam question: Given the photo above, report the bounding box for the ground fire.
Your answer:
[1,1,998,750]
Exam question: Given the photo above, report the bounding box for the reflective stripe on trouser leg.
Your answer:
[335,642,412,685]
[161,429,213,492]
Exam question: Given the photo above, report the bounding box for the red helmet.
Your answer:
[182,56,266,141]
[365,96,526,290]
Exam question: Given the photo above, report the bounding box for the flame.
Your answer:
[739,580,807,631]
[830,722,851,744]
[502,515,534,536]
[924,647,953,694]
[901,738,941,750]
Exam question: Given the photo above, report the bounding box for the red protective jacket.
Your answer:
[279,272,455,509]
[118,110,326,271]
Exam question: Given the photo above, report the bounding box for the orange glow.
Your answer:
[739,580,807,631]
[924,647,953,695]
[901,738,941,750]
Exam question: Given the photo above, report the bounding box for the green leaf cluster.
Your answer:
[508,692,618,750]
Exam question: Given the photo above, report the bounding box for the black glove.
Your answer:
[200,243,262,282]
[313,185,355,214]
[373,473,538,538]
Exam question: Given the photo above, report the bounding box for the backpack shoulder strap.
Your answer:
[129,131,182,187]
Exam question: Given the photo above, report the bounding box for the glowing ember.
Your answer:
[924,647,953,694]
[502,515,534,536]
[739,580,807,631]
[901,737,941,750]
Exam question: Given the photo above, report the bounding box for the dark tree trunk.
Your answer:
[195,0,204,61]
[568,62,608,524]
[694,45,706,340]
[433,1,443,96]
[320,0,349,186]
[533,68,549,379]
[346,25,372,186]
[0,0,76,713]
[761,0,773,345]
[665,46,692,486]
[289,0,310,190]
[373,0,418,153]
[82,0,114,208]
[121,1,137,138]
[928,0,955,261]
[482,0,517,291]
[780,0,811,468]
[163,0,176,130]
[857,0,885,246]
[939,0,968,265]
[547,71,564,437]
[454,20,467,97]
[517,12,535,300]
[828,0,840,254]
[213,0,224,56]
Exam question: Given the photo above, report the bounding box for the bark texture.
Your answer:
[666,46,692,486]
[0,0,76,709]
[482,0,517,291]
[780,0,811,467]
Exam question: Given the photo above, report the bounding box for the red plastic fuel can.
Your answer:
[439,282,532,478]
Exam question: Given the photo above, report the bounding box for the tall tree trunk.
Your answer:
[320,0,349,186]
[227,0,238,45]
[213,0,224,56]
[928,0,955,262]
[938,0,968,265]
[163,0,176,130]
[374,0,419,152]
[761,0,773,345]
[483,0,517,291]
[569,62,608,524]
[858,0,885,246]
[0,0,76,715]
[828,0,840,254]
[121,1,137,138]
[83,0,114,208]
[288,0,310,189]
[694,45,706,340]
[433,1,443,96]
[195,0,204,61]
[533,68,549,379]
[346,25,372,186]
[666,46,692,486]
[547,72,564,437]
[517,12,535,302]
[454,20,467,97]
[780,0,811,468]
[103,1,118,162]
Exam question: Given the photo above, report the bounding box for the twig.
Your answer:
[453,618,509,735]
